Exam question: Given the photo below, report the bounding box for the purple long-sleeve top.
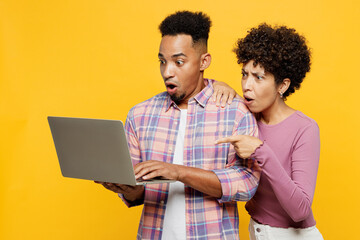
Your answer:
[246,111,320,228]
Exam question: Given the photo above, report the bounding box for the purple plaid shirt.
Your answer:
[121,79,259,240]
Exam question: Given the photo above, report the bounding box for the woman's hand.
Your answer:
[215,135,263,159]
[212,81,238,107]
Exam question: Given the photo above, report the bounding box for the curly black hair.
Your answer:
[234,23,311,99]
[159,11,212,45]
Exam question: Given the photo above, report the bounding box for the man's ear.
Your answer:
[200,53,211,71]
[278,78,291,95]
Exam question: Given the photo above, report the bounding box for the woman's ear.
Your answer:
[278,78,291,97]
[200,53,211,71]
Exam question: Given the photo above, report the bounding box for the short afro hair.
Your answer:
[234,23,311,99]
[159,11,212,45]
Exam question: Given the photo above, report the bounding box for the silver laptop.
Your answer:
[48,116,175,185]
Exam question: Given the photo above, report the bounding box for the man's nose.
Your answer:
[162,63,174,79]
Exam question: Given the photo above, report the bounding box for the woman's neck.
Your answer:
[260,99,296,125]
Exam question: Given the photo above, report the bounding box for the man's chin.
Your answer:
[170,93,185,105]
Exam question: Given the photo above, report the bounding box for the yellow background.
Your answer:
[1,0,359,239]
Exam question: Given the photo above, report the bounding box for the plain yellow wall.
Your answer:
[1,0,359,239]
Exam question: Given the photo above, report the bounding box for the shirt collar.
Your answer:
[165,78,214,112]
[194,78,213,108]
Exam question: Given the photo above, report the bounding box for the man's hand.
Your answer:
[134,160,182,181]
[94,181,144,202]
[212,81,238,108]
[215,135,263,159]
[135,161,222,198]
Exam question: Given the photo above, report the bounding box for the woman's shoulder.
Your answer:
[258,111,318,130]
[292,111,319,129]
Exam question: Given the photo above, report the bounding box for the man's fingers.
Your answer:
[134,160,162,174]
[104,182,118,191]
[141,170,161,180]
[134,161,153,175]
[135,163,160,179]
[116,184,130,192]
[103,183,129,194]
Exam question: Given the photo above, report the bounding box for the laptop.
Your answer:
[48,116,175,185]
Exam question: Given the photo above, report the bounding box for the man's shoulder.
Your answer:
[127,92,168,118]
[230,96,251,114]
[206,96,251,116]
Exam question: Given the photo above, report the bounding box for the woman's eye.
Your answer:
[257,75,263,80]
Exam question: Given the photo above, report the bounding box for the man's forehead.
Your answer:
[160,34,193,47]
[159,35,195,56]
[159,34,206,56]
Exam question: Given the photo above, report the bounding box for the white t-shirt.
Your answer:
[161,109,187,240]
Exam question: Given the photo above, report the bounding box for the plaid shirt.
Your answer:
[121,79,259,240]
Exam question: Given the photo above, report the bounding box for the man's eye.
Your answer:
[257,75,263,80]
[176,60,184,65]
[242,72,248,77]
[159,59,165,64]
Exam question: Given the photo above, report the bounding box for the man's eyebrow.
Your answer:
[172,53,187,58]
[158,53,187,58]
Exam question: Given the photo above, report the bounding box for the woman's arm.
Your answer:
[217,122,321,222]
[252,123,320,222]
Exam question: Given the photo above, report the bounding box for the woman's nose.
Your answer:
[243,78,253,90]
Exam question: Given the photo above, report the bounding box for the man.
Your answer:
[96,11,259,239]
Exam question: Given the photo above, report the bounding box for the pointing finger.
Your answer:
[215,136,240,144]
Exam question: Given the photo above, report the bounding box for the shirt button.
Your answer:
[160,200,164,205]
[174,121,178,125]
[169,148,173,152]
[256,228,261,233]
[156,227,161,231]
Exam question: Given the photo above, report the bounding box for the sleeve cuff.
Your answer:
[213,168,234,203]
[212,166,258,203]
[118,193,144,207]
[250,140,266,165]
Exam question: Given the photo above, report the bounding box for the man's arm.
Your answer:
[134,161,222,198]
[135,110,260,201]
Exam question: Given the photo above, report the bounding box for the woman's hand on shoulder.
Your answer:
[212,81,238,108]
[215,135,263,159]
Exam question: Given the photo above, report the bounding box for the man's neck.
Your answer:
[177,77,206,109]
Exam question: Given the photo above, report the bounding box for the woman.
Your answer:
[214,24,323,239]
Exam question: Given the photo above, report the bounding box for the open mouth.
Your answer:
[167,84,177,89]
[165,82,178,94]
[244,96,254,104]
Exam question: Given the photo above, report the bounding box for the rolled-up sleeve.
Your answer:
[213,156,259,202]
[213,110,260,203]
